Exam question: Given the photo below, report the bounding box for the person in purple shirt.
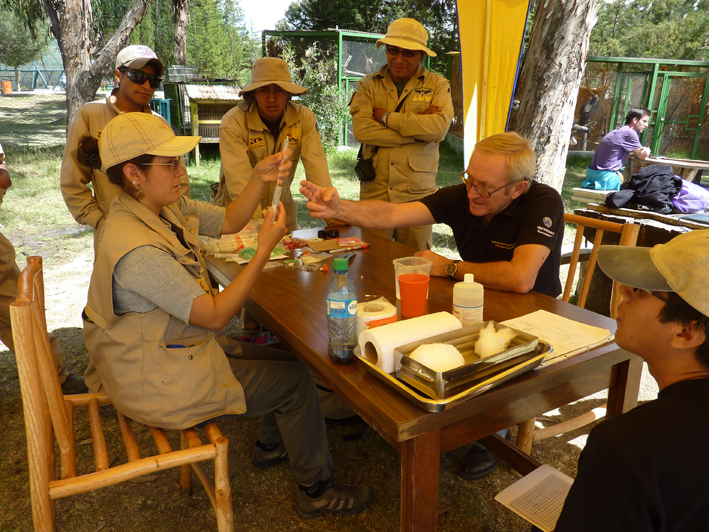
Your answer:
[583,107,651,190]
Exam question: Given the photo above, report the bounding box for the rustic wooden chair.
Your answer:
[515,214,640,454]
[11,256,233,532]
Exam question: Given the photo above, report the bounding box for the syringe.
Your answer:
[270,136,289,220]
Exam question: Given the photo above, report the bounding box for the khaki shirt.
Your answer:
[60,92,191,237]
[214,100,332,232]
[83,194,245,430]
[350,64,453,204]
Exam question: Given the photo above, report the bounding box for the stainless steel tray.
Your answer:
[357,340,552,413]
[395,321,539,399]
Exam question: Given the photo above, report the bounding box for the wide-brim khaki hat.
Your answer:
[376,18,436,57]
[116,45,164,77]
[597,230,709,316]
[99,113,200,173]
[240,58,306,95]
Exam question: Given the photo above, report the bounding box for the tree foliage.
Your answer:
[281,43,349,146]
[0,9,47,90]
[281,0,458,75]
[591,0,709,60]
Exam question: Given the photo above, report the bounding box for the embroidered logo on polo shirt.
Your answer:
[249,135,266,150]
[537,217,556,238]
[492,241,515,250]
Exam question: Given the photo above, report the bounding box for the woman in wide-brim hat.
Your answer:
[213,57,338,232]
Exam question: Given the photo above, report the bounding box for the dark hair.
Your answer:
[625,107,651,125]
[76,135,154,191]
[658,292,709,370]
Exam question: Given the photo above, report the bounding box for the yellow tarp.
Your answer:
[457,0,531,163]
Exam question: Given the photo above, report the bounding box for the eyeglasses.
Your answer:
[385,46,418,58]
[120,68,162,89]
[460,171,512,198]
[631,287,670,303]
[140,157,183,172]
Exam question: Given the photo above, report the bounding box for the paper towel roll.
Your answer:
[358,312,462,374]
[356,299,398,337]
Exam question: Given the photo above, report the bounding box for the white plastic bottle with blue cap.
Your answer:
[452,273,483,326]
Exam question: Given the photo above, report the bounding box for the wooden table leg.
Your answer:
[400,430,440,532]
[606,354,643,417]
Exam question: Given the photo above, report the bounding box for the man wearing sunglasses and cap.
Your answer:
[213,57,335,232]
[61,45,190,248]
[350,17,454,250]
[553,230,709,532]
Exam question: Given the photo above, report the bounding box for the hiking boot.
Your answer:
[251,441,288,469]
[60,374,88,395]
[297,479,372,519]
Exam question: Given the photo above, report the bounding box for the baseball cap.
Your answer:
[597,230,709,316]
[115,45,164,77]
[98,113,200,173]
[376,18,436,57]
[240,58,306,95]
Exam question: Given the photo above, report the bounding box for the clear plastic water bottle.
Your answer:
[326,257,358,364]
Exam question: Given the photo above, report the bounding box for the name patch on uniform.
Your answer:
[537,217,556,238]
[249,135,266,150]
[412,87,433,102]
[285,128,301,147]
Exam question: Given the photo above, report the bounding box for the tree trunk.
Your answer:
[42,0,153,134]
[14,66,21,91]
[174,0,189,66]
[515,0,599,192]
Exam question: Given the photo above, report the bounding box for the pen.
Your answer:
[332,244,369,253]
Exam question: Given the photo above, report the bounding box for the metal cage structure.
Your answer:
[570,57,709,160]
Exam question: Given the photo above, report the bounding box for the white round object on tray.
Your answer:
[410,343,465,372]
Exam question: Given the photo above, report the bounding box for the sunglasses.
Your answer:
[460,171,513,198]
[120,68,162,89]
[631,287,670,303]
[385,46,418,58]
[141,157,183,172]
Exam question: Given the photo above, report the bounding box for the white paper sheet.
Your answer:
[502,310,614,367]
[495,464,573,532]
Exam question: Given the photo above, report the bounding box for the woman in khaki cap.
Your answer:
[77,112,372,519]
[213,57,338,231]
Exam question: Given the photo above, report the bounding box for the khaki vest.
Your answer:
[83,194,245,430]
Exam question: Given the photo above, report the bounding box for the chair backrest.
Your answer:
[563,213,640,317]
[11,256,233,532]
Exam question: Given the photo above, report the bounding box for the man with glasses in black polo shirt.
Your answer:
[350,17,453,251]
[301,131,564,482]
[61,45,190,249]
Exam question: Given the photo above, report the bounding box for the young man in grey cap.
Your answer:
[213,57,335,232]
[61,45,190,248]
[350,17,454,250]
[554,230,709,531]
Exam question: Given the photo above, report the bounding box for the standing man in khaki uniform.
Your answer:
[0,142,87,394]
[350,17,454,250]
[60,45,190,248]
[213,58,335,232]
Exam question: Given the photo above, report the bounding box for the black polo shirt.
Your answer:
[419,182,564,297]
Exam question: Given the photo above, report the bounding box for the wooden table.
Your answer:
[630,155,709,183]
[206,227,642,532]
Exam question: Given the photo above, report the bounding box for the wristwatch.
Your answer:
[380,112,390,127]
[446,260,461,279]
